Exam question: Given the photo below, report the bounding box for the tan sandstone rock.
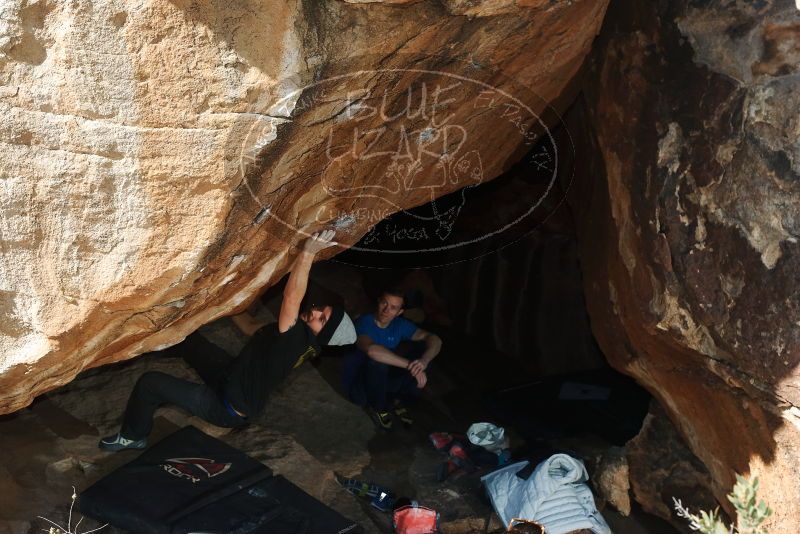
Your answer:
[0,0,609,413]
[593,446,631,517]
[576,0,800,530]
[625,402,719,529]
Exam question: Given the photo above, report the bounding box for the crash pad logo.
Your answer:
[159,457,232,484]
[225,55,571,267]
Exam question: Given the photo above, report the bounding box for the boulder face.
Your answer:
[0,0,609,413]
[576,0,800,529]
[625,401,719,529]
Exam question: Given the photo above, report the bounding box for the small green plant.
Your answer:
[673,474,772,534]
[37,486,107,534]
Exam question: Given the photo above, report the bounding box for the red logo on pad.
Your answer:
[160,457,232,483]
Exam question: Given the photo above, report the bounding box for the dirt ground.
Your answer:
[0,302,677,533]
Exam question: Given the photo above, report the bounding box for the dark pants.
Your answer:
[343,348,422,412]
[120,334,247,440]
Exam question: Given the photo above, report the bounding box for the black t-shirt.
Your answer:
[223,320,319,417]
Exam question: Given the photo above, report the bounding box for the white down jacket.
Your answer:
[481,454,611,534]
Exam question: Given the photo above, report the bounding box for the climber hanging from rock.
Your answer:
[99,229,357,452]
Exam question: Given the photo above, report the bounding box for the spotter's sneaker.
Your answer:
[369,410,393,431]
[98,432,147,452]
[393,404,414,426]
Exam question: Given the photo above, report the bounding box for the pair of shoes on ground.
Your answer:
[335,474,396,512]
[336,474,386,498]
[369,401,414,431]
[98,432,148,452]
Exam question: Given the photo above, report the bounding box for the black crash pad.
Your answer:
[80,426,363,534]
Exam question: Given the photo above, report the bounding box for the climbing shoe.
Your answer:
[370,491,396,513]
[98,432,147,452]
[369,409,393,431]
[393,402,414,426]
[336,474,383,498]
[335,474,396,513]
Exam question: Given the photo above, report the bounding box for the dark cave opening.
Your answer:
[322,100,654,445]
[288,101,677,531]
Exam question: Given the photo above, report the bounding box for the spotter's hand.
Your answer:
[414,369,428,389]
[408,360,427,377]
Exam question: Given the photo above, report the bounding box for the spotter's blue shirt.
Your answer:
[342,314,419,393]
[354,313,418,350]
